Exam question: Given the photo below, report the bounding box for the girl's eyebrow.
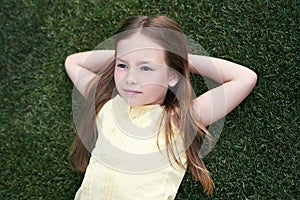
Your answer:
[116,58,128,64]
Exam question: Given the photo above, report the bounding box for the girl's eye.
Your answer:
[140,66,154,71]
[117,63,128,69]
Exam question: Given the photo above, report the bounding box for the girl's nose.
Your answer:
[126,69,138,85]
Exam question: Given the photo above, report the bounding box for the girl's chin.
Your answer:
[120,96,143,106]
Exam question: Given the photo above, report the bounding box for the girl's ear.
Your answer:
[168,71,179,87]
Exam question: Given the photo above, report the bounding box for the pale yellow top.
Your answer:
[75,95,187,200]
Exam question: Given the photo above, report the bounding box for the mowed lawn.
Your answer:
[0,0,298,199]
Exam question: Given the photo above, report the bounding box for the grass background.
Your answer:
[1,0,299,199]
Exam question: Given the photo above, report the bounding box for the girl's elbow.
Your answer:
[65,55,74,69]
[248,69,258,86]
[64,55,71,70]
[64,55,77,79]
[65,55,78,74]
[244,69,258,90]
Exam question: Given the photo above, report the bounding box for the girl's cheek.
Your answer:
[141,73,169,85]
[114,70,125,83]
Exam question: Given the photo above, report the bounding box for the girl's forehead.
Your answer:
[116,33,164,57]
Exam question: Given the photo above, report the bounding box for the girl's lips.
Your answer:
[124,89,142,94]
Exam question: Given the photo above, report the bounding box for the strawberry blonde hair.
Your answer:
[69,15,214,194]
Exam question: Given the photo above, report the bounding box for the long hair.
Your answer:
[69,15,214,194]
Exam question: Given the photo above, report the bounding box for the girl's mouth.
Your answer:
[124,89,142,95]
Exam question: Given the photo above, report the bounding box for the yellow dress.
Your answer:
[75,95,187,200]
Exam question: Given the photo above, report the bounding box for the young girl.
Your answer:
[65,15,257,199]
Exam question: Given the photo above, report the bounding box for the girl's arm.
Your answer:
[188,54,257,127]
[65,50,115,96]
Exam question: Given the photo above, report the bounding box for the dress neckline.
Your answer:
[113,94,163,119]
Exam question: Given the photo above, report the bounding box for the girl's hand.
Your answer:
[188,55,257,127]
[65,50,115,96]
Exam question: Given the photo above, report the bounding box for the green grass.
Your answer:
[1,0,299,199]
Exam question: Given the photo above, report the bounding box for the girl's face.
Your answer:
[114,33,178,106]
